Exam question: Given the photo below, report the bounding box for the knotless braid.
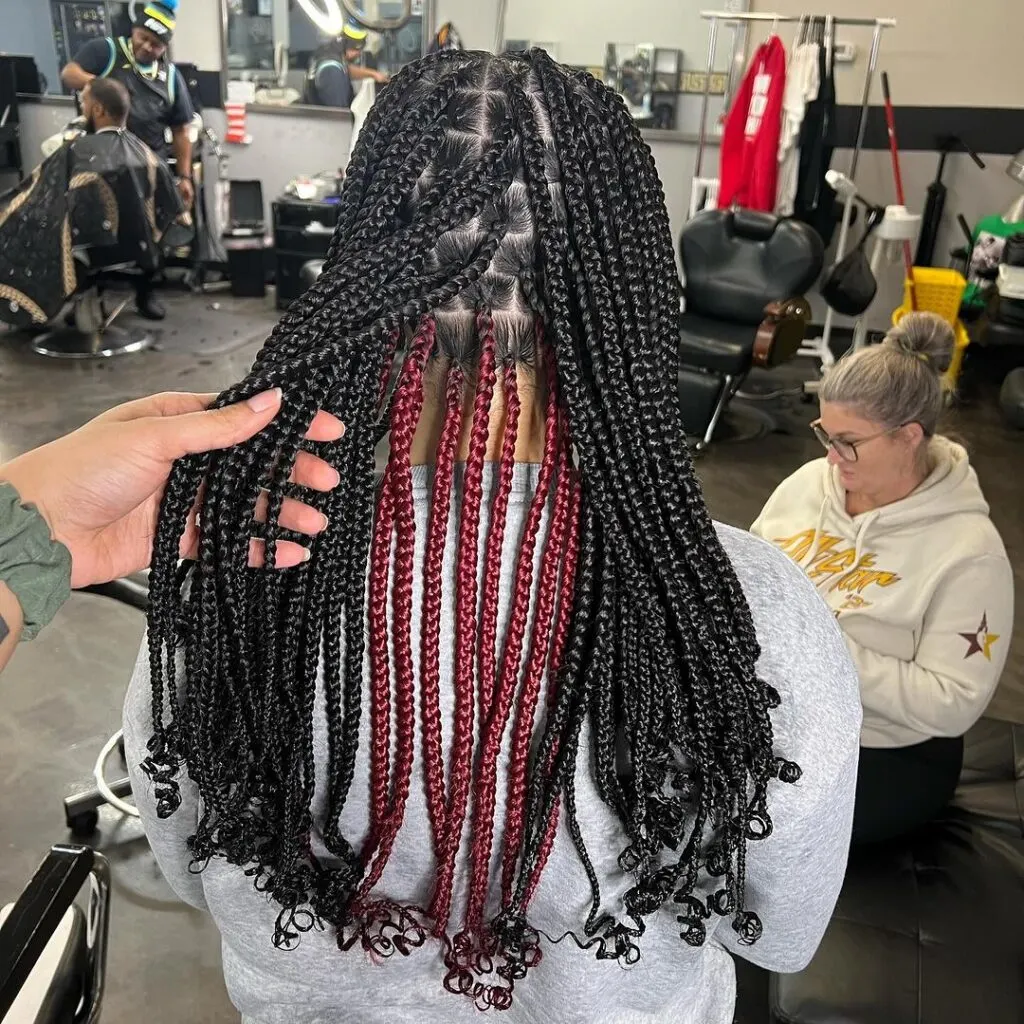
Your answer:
[141,47,798,1011]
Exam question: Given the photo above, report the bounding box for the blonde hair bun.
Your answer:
[882,311,955,376]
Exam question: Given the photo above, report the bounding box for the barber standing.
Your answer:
[305,21,389,108]
[60,0,194,321]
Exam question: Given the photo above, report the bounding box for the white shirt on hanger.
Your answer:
[775,42,820,217]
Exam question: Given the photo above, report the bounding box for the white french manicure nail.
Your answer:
[247,388,282,413]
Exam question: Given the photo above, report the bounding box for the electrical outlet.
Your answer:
[834,41,858,63]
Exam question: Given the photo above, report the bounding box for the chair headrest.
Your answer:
[679,208,825,324]
[730,208,778,241]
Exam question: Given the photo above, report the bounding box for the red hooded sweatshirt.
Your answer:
[719,35,787,212]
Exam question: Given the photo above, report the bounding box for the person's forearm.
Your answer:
[171,129,193,181]
[349,65,386,83]
[61,63,95,92]
[844,634,988,738]
[0,580,25,674]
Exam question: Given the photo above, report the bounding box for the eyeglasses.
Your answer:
[810,419,905,463]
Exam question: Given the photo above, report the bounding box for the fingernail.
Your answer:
[302,547,312,563]
[337,422,347,438]
[247,388,282,413]
[327,468,341,489]
[319,513,330,531]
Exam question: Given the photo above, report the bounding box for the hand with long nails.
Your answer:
[0,389,345,587]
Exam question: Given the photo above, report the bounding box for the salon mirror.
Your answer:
[222,0,427,112]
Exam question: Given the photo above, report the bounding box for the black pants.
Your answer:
[852,736,964,846]
[136,268,155,298]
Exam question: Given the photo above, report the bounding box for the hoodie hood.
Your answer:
[803,436,992,573]
[823,436,990,530]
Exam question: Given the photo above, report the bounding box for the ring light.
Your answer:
[296,0,345,37]
[340,0,412,32]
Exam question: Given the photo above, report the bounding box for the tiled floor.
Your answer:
[1,293,1020,1023]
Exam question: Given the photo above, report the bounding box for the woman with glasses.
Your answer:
[752,312,1013,845]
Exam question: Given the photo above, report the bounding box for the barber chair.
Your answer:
[0,846,110,1024]
[62,578,148,836]
[30,263,152,360]
[766,717,1024,1024]
[677,209,824,449]
[1000,366,1024,428]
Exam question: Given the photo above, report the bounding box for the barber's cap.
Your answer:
[135,0,177,43]
[342,21,368,47]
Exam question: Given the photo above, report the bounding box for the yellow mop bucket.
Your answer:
[893,268,970,391]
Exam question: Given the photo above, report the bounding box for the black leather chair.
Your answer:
[0,845,110,1024]
[768,716,1024,1024]
[300,259,324,292]
[1001,366,1024,428]
[976,284,1024,375]
[678,209,824,449]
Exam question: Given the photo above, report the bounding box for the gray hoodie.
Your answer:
[124,465,862,1024]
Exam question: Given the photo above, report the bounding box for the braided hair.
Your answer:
[142,49,800,1010]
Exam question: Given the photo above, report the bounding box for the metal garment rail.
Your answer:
[695,11,896,179]
[693,11,897,367]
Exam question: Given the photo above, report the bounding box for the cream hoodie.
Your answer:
[752,437,1014,748]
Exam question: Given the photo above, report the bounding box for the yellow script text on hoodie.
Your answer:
[752,437,1014,748]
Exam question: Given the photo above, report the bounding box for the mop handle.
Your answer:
[881,72,918,310]
[880,73,907,204]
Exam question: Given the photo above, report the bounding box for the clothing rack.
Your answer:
[695,11,895,180]
[693,11,897,368]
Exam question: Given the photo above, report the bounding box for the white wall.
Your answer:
[434,0,501,51]
[203,108,354,217]
[173,0,224,69]
[750,0,1024,108]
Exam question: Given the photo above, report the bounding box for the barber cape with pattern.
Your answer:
[0,129,185,328]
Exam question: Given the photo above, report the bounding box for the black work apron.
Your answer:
[103,37,176,159]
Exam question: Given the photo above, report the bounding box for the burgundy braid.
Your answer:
[465,372,561,930]
[429,313,497,931]
[477,362,522,724]
[365,465,395,851]
[361,321,435,896]
[417,362,465,851]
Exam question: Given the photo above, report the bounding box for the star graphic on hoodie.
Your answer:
[959,613,1000,661]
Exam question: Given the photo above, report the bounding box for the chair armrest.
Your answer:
[754,297,812,369]
[0,845,110,1024]
[82,577,150,613]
